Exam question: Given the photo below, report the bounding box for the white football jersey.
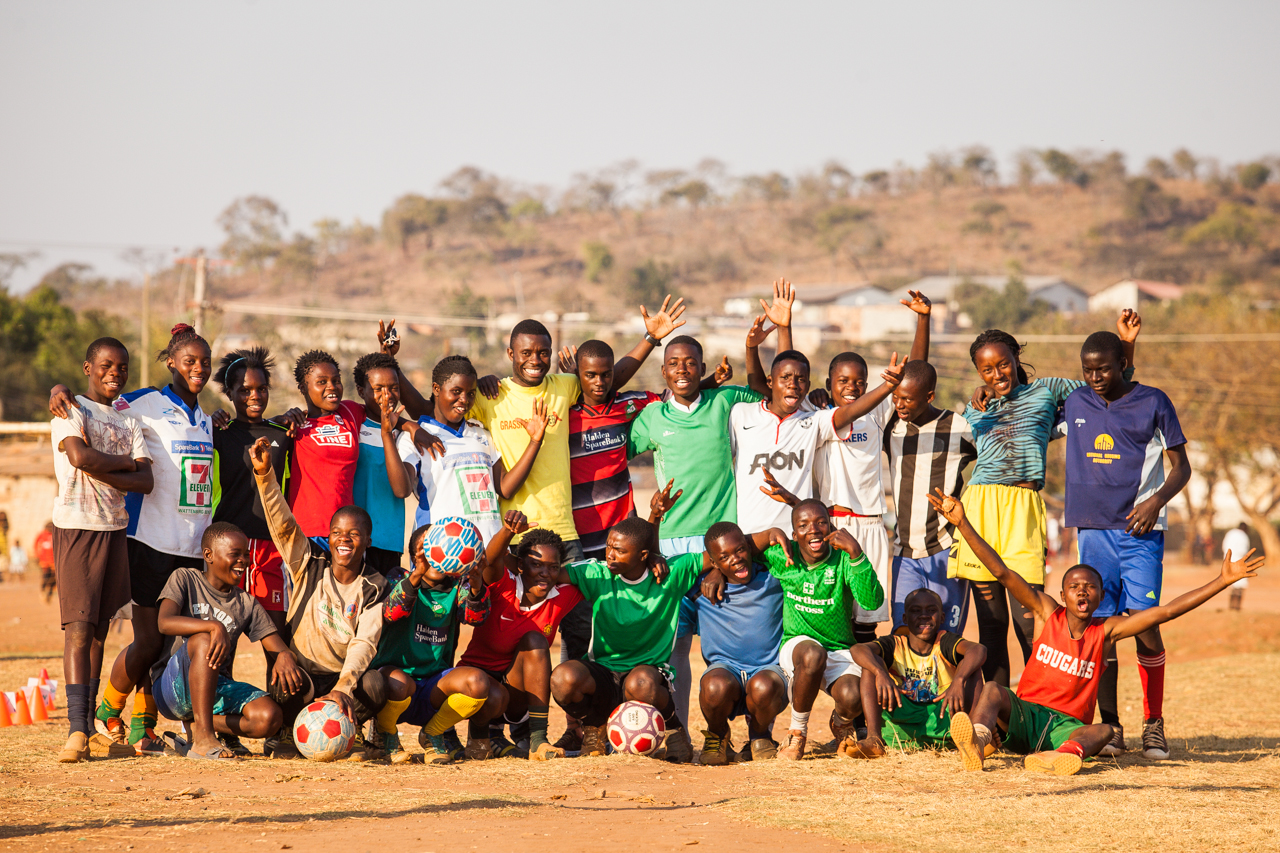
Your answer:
[813,395,892,516]
[412,416,503,544]
[729,401,837,535]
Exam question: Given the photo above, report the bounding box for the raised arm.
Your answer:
[380,396,416,499]
[250,437,310,586]
[1116,308,1140,370]
[698,356,733,391]
[901,290,931,363]
[378,318,433,420]
[1108,548,1264,642]
[831,353,905,431]
[484,511,531,584]
[927,489,1058,622]
[610,295,687,391]
[758,279,795,354]
[745,314,776,396]
[495,399,547,499]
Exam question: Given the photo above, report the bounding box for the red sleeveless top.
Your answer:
[1016,608,1107,724]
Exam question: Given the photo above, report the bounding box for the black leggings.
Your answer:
[970,580,1043,687]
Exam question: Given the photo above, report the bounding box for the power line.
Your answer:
[0,239,182,252]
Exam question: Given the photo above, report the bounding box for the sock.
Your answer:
[528,705,549,750]
[129,693,157,744]
[789,709,810,735]
[1097,654,1120,726]
[375,696,411,735]
[87,678,101,734]
[468,715,490,739]
[1056,740,1086,758]
[65,685,90,737]
[972,723,992,747]
[424,693,486,736]
[1137,652,1166,721]
[96,681,128,723]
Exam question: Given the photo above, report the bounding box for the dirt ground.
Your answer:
[1,560,1278,853]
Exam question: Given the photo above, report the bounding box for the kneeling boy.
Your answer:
[931,488,1263,775]
[153,522,304,759]
[849,588,985,758]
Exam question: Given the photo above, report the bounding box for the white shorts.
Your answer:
[780,635,861,694]
[833,514,892,624]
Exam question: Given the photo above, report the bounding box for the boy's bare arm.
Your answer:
[611,296,687,391]
[60,435,136,474]
[88,458,154,495]
[250,438,310,586]
[1108,549,1264,642]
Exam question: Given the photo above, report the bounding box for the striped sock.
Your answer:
[1137,652,1166,721]
[129,693,157,744]
[528,705,550,750]
[95,681,128,723]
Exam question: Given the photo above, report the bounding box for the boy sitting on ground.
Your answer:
[930,488,1264,775]
[847,588,986,758]
[153,522,304,759]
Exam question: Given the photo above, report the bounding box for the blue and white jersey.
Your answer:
[354,417,420,553]
[115,386,213,558]
[412,416,502,544]
[1062,383,1186,531]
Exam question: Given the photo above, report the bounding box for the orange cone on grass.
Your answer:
[38,668,50,685]
[0,696,12,727]
[13,691,33,725]
[29,688,48,723]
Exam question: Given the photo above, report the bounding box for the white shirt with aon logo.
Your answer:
[813,396,892,516]
[730,401,837,535]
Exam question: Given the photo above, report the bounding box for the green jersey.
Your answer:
[371,577,488,679]
[627,385,763,539]
[761,543,884,651]
[565,553,704,672]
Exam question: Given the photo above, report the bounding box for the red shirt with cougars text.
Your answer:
[287,400,364,537]
[1016,607,1108,723]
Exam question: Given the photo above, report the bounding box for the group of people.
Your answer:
[43,279,1262,776]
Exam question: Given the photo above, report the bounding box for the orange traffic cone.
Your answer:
[13,691,32,725]
[29,689,48,723]
[39,668,50,683]
[0,696,12,727]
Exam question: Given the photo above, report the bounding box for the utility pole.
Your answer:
[192,251,207,332]
[141,272,151,387]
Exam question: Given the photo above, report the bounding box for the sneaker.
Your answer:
[840,737,886,759]
[1142,718,1170,760]
[949,712,986,772]
[664,728,693,764]
[530,741,565,761]
[553,727,584,756]
[699,730,730,766]
[579,724,608,757]
[346,728,385,762]
[96,715,130,746]
[777,730,807,761]
[1100,724,1126,757]
[58,732,91,763]
[382,731,415,765]
[490,731,527,759]
[219,733,252,757]
[1024,750,1083,776]
[750,737,779,761]
[418,729,462,764]
[464,736,494,761]
[134,728,166,757]
[265,729,300,760]
[830,711,858,759]
[88,732,136,759]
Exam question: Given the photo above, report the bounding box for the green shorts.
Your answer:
[880,698,952,749]
[1002,687,1084,754]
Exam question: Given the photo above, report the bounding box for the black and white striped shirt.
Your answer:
[883,409,977,559]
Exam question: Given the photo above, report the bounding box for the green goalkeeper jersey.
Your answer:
[761,542,884,651]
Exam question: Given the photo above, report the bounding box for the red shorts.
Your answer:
[241,538,286,612]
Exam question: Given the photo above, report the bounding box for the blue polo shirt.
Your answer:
[682,563,783,672]
[1062,383,1185,530]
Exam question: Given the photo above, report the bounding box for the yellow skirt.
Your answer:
[947,483,1047,584]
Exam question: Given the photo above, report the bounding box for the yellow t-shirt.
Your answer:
[469,373,580,542]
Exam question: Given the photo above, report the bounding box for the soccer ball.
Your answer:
[293,700,355,762]
[607,700,667,756]
[422,516,484,578]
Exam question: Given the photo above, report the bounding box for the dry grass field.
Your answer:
[1,563,1277,853]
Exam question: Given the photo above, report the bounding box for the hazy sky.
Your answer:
[2,0,1277,290]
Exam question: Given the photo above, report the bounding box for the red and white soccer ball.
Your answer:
[293,700,355,762]
[607,700,667,756]
[422,516,485,578]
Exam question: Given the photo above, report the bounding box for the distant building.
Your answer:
[1088,279,1184,314]
[722,282,898,342]
[893,275,1088,316]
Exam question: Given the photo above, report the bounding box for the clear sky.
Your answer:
[1,0,1277,290]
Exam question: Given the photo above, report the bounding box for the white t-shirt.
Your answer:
[729,400,837,535]
[51,396,149,531]
[113,387,214,557]
[1223,528,1251,562]
[814,396,892,516]
[413,416,503,543]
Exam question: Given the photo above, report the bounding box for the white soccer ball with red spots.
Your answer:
[293,699,355,762]
[607,700,667,756]
[422,516,485,578]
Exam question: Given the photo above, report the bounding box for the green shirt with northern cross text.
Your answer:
[761,543,884,651]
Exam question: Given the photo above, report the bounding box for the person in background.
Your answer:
[36,521,56,602]
[1223,523,1252,611]
[9,538,28,581]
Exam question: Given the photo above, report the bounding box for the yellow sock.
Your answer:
[423,694,486,736]
[376,697,411,735]
[102,683,128,713]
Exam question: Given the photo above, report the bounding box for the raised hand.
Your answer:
[377,318,401,356]
[558,345,578,374]
[926,487,965,526]
[880,352,906,386]
[1117,308,1142,343]
[502,510,535,536]
[641,295,687,341]
[249,436,274,476]
[523,398,550,442]
[901,290,932,316]
[378,392,398,434]
[650,479,683,520]
[713,356,733,385]
[759,278,795,328]
[759,469,800,507]
[1221,547,1264,586]
[745,314,777,348]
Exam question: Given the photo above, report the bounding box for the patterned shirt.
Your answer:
[884,409,978,558]
[569,391,661,554]
[964,377,1081,490]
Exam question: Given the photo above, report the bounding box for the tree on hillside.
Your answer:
[1172,148,1199,180]
[0,252,37,289]
[1239,162,1272,191]
[218,196,287,270]
[1145,157,1174,180]
[1012,149,1040,190]
[1183,203,1260,253]
[626,260,675,307]
[862,170,890,194]
[581,241,613,282]
[1040,149,1087,188]
[661,180,712,209]
[954,274,1051,330]
[740,172,791,202]
[961,146,998,187]
[382,194,450,256]
[1123,177,1180,226]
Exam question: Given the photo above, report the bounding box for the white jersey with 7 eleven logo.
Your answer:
[413,416,504,544]
[116,386,214,558]
[729,400,838,536]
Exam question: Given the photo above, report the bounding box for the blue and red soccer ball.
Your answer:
[422,517,485,578]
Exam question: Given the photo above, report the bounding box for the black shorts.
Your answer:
[580,659,675,724]
[127,538,202,609]
[364,546,403,577]
[53,527,131,626]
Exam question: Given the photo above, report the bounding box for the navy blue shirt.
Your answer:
[1062,383,1186,530]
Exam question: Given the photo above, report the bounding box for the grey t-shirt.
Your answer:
[151,566,277,683]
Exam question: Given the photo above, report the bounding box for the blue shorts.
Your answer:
[660,536,704,558]
[399,669,452,728]
[154,638,267,723]
[701,662,787,720]
[892,552,969,633]
[1076,528,1164,617]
